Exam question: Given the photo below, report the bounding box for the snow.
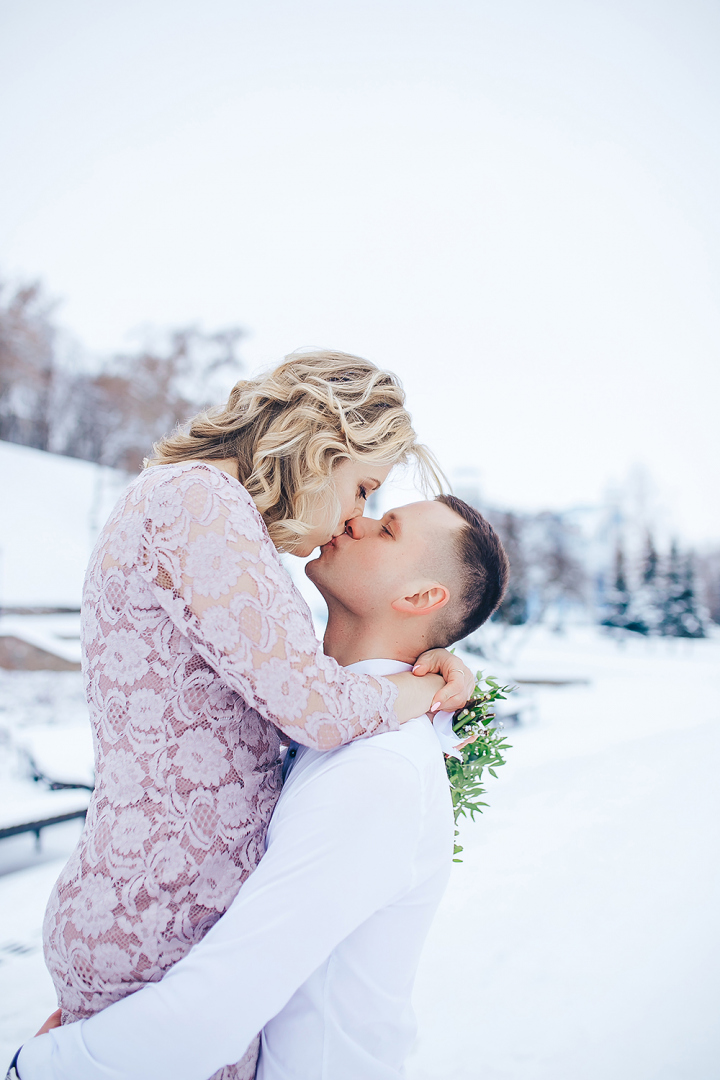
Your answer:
[408,629,720,1080]
[0,838,84,1060]
[0,667,93,1063]
[1,625,718,1075]
[0,669,95,789]
[0,441,130,609]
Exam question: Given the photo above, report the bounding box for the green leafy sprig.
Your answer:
[446,672,514,862]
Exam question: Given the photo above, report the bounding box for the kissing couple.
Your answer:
[9,350,508,1080]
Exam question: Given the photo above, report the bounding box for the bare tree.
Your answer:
[531,512,588,619]
[0,271,244,472]
[0,279,57,450]
[488,511,529,626]
[82,326,244,471]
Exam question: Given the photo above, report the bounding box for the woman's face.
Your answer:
[295,458,392,557]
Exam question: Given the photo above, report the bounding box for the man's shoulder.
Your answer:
[289,717,443,791]
[363,714,438,754]
[278,720,454,860]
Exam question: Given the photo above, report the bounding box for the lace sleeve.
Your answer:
[126,466,399,750]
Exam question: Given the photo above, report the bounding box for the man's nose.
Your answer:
[344,516,365,539]
[345,515,383,540]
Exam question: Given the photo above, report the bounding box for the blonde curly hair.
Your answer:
[147,349,443,552]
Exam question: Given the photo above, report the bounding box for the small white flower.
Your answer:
[194,852,234,911]
[75,876,119,937]
[85,809,115,862]
[216,782,252,830]
[124,570,158,613]
[185,533,245,599]
[100,748,147,806]
[102,629,151,685]
[200,605,241,652]
[92,941,137,984]
[253,657,310,724]
[128,688,167,732]
[117,903,171,941]
[149,483,186,528]
[150,839,194,886]
[105,512,144,567]
[173,727,231,786]
[114,806,153,856]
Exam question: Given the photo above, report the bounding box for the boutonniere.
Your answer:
[446,673,514,862]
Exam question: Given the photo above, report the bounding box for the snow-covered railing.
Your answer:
[0,806,89,846]
[0,737,93,850]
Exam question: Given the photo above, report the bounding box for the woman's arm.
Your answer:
[386,671,444,722]
[385,650,475,722]
[127,467,448,750]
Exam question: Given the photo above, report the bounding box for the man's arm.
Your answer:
[18,748,421,1080]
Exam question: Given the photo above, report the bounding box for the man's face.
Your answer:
[306,500,463,618]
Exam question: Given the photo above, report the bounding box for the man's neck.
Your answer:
[323,607,427,668]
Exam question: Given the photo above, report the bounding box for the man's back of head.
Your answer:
[430,494,509,648]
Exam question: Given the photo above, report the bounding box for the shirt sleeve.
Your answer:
[132,466,399,750]
[17,748,422,1080]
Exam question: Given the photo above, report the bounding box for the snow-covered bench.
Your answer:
[0,750,93,850]
[0,782,91,848]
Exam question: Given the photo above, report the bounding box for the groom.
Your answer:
[14,495,508,1080]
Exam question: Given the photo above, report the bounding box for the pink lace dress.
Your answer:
[43,462,399,1080]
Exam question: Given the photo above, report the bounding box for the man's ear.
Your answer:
[391,583,450,617]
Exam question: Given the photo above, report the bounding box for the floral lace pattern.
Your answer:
[43,463,399,1079]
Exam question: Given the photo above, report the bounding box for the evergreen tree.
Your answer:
[696,550,720,626]
[660,544,705,639]
[642,533,659,586]
[625,532,662,635]
[601,542,633,630]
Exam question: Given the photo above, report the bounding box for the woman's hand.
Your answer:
[411,648,475,713]
[35,1008,61,1036]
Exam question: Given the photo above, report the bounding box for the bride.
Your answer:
[40,349,474,1079]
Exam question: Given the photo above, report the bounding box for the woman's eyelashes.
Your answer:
[358,486,368,501]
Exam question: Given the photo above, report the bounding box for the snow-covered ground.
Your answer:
[1,626,718,1076]
[0,441,130,610]
[408,627,720,1080]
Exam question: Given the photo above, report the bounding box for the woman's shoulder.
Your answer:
[138,461,254,505]
[135,461,270,536]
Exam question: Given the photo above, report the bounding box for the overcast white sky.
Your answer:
[1,0,719,543]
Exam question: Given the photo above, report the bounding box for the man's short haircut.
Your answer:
[434,494,509,646]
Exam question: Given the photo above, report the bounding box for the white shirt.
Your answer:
[18,660,455,1080]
